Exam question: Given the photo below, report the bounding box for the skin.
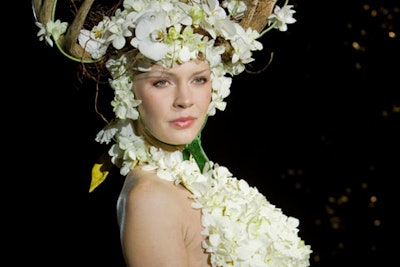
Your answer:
[133,59,212,146]
[117,59,213,267]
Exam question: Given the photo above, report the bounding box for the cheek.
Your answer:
[201,89,213,108]
[138,94,167,120]
[138,97,155,116]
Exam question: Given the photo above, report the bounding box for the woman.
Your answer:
[116,59,213,266]
[33,0,311,266]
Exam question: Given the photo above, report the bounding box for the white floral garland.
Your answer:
[104,127,312,266]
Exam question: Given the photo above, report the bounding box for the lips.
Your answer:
[170,117,195,128]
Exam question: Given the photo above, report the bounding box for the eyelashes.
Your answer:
[152,76,209,88]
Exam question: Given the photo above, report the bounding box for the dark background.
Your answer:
[16,0,399,266]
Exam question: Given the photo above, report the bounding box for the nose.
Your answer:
[173,82,193,109]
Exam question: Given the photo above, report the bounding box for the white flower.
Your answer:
[208,75,231,115]
[95,126,117,144]
[35,19,68,47]
[229,25,262,65]
[78,29,108,59]
[107,9,133,50]
[109,75,141,120]
[130,10,170,61]
[269,5,297,32]
[222,0,248,20]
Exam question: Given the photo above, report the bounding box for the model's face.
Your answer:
[133,59,212,145]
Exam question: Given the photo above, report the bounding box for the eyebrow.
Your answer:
[136,68,210,80]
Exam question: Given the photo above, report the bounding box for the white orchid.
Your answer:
[78,29,108,59]
[35,19,68,47]
[269,4,297,32]
[107,9,133,49]
[130,10,170,61]
[222,0,248,20]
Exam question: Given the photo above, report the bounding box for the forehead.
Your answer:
[151,59,210,73]
[133,60,211,81]
[132,60,211,83]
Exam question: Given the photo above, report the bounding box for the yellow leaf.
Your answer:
[89,153,112,193]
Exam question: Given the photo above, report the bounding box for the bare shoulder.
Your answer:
[117,166,208,266]
[128,168,183,204]
[120,166,192,220]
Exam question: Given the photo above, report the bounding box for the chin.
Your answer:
[167,133,198,146]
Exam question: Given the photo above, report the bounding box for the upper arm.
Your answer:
[121,178,189,267]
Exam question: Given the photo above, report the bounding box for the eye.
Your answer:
[193,76,208,84]
[153,80,169,87]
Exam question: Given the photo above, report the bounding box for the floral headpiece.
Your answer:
[34,0,295,115]
[33,0,296,175]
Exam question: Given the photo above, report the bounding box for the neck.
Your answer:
[135,118,185,152]
[136,116,210,172]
